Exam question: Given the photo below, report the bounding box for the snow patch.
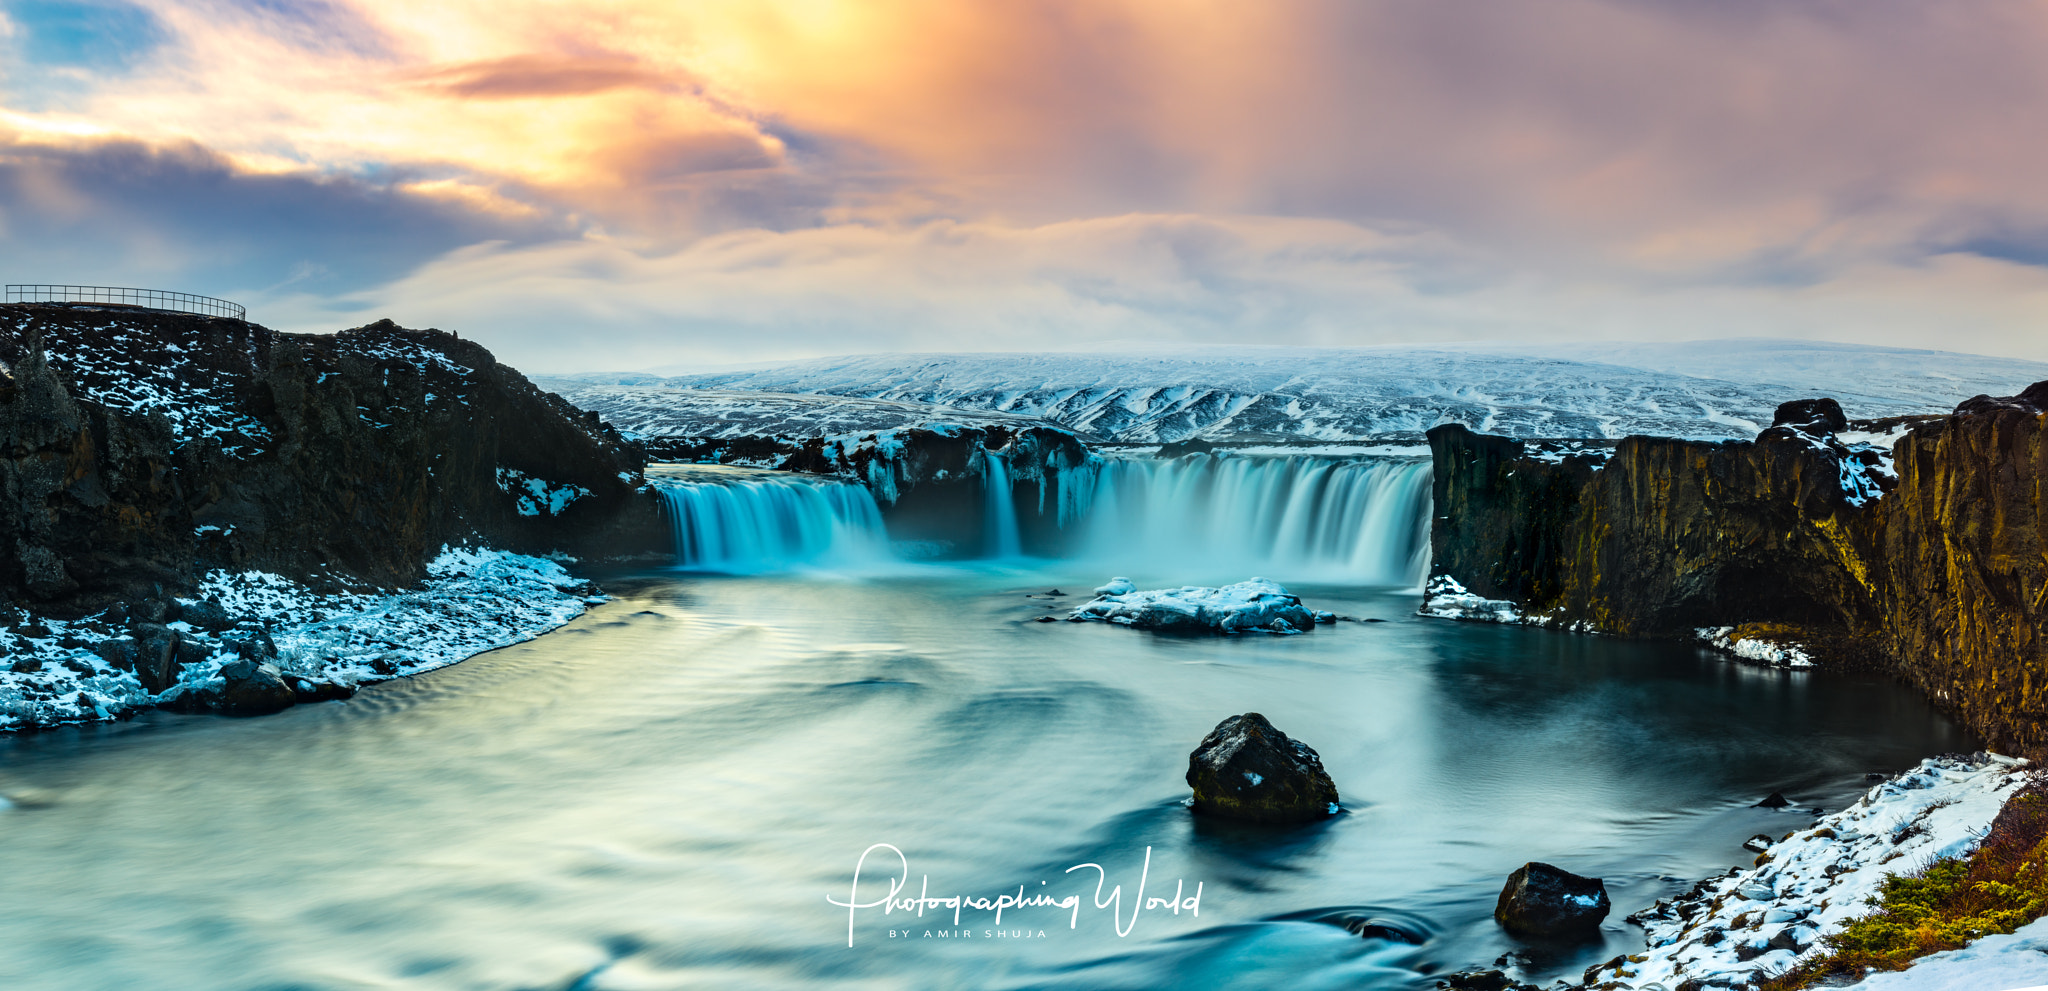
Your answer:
[1095,577,1137,596]
[495,467,592,516]
[0,547,596,731]
[1417,576,1598,632]
[1697,627,1816,669]
[548,342,2048,443]
[1852,913,2048,990]
[1598,755,2035,990]
[1418,576,1531,625]
[1069,577,1317,634]
[1523,439,1616,469]
[1839,442,1899,508]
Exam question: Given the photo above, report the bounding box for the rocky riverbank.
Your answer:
[1423,386,2048,756]
[0,303,667,727]
[1423,384,2048,985]
[1583,755,2033,990]
[0,547,599,730]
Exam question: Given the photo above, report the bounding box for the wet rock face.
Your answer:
[1185,712,1340,824]
[1881,381,2048,753]
[0,305,668,614]
[1426,380,2048,754]
[1494,862,1611,937]
[1425,418,1889,640]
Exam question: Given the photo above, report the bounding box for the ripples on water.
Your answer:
[0,566,1971,990]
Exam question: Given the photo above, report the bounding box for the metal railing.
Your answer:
[5,285,246,321]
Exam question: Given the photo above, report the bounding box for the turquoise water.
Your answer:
[0,564,1971,990]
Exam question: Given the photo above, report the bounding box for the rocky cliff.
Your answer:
[549,384,1096,557]
[1426,389,2048,753]
[1879,384,2048,754]
[0,303,667,616]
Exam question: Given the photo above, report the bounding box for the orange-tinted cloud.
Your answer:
[7,0,2048,363]
[410,54,676,99]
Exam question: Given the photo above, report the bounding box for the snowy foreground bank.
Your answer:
[1568,755,2038,990]
[0,548,599,731]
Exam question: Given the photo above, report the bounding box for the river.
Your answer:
[0,556,1968,990]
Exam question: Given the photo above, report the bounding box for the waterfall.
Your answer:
[652,467,890,572]
[982,451,1023,558]
[1075,454,1434,584]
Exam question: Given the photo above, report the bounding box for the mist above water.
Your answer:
[0,569,1973,990]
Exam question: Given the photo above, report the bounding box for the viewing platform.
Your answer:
[4,284,246,321]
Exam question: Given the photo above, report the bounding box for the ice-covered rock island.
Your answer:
[1068,577,1327,634]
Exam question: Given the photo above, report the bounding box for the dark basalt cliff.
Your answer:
[0,303,667,615]
[1880,384,2048,753]
[1427,387,2048,753]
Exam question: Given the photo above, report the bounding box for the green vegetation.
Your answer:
[1761,780,2048,990]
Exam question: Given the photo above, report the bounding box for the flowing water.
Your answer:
[654,465,890,571]
[1077,456,1433,583]
[0,455,1975,990]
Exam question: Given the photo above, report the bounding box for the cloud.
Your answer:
[276,214,2048,374]
[0,130,563,295]
[410,54,674,99]
[8,0,2048,366]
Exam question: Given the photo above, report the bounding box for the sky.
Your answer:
[2,0,2047,373]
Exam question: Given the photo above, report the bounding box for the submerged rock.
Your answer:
[1185,712,1340,824]
[1071,577,1316,634]
[1494,862,1611,937]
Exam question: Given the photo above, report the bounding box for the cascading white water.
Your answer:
[982,451,1023,558]
[1075,454,1434,584]
[652,466,890,572]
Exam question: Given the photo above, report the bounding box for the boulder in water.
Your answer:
[1185,712,1340,823]
[1755,791,1790,808]
[1494,862,1611,937]
[1072,577,1316,634]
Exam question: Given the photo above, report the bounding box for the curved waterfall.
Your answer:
[653,466,890,571]
[1076,455,1434,584]
[647,454,1433,581]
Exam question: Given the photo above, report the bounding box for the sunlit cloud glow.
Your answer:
[4,0,2047,369]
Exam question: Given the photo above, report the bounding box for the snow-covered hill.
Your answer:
[547,386,1061,442]
[543,340,2048,443]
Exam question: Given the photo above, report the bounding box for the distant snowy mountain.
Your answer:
[547,387,1059,441]
[541,340,2048,443]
